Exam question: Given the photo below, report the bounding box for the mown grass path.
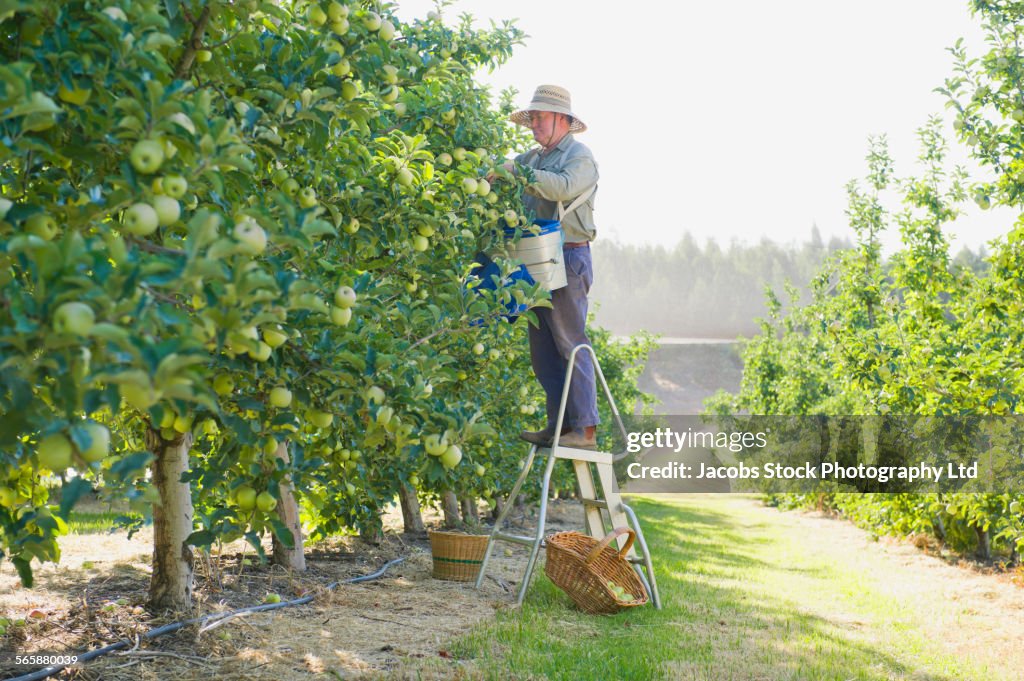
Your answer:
[447,494,1023,681]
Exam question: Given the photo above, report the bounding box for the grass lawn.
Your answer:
[447,494,1002,681]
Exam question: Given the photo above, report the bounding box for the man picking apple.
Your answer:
[493,85,599,449]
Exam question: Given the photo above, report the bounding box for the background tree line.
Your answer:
[590,229,990,339]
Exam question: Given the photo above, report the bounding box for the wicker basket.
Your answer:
[544,527,649,614]
[429,531,489,581]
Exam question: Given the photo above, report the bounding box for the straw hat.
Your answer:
[509,84,587,133]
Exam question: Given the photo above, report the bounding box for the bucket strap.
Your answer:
[557,184,597,222]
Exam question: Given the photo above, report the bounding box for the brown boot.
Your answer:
[520,424,572,447]
[557,426,596,449]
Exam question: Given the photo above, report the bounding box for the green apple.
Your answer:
[256,491,277,512]
[25,213,58,240]
[152,196,181,226]
[341,81,357,101]
[331,18,350,34]
[472,342,484,355]
[172,413,194,434]
[435,152,452,166]
[334,285,357,308]
[307,4,327,26]
[1010,500,1021,514]
[380,84,400,103]
[310,411,334,428]
[344,217,360,234]
[406,281,417,293]
[162,175,188,199]
[381,64,399,84]
[394,102,407,116]
[298,187,318,208]
[54,301,95,336]
[475,464,486,477]
[130,139,165,174]
[213,374,235,395]
[475,178,491,197]
[269,386,292,408]
[38,433,73,471]
[0,486,16,506]
[412,235,428,252]
[121,382,159,410]
[79,422,111,463]
[504,210,518,224]
[328,1,349,21]
[423,434,448,456]
[376,405,394,425]
[234,218,267,254]
[249,341,272,361]
[331,58,352,77]
[262,436,279,456]
[440,444,463,469]
[416,224,435,237]
[365,385,385,405]
[122,202,159,236]
[235,485,257,511]
[461,177,478,195]
[488,348,500,360]
[271,169,290,186]
[195,49,212,63]
[345,482,357,496]
[263,326,288,348]
[452,147,467,161]
[363,11,382,31]
[330,306,352,326]
[263,592,282,604]
[408,474,419,487]
[378,20,395,41]
[282,178,300,196]
[396,167,414,188]
[441,109,456,123]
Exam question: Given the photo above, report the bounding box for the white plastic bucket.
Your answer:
[505,219,567,291]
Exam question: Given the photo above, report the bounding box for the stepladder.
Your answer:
[474,344,662,610]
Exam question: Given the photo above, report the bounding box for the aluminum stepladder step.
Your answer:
[474,344,662,609]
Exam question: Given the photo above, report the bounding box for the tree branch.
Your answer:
[174,5,213,80]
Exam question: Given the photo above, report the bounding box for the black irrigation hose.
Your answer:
[8,557,406,681]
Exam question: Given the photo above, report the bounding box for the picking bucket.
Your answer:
[505,219,567,291]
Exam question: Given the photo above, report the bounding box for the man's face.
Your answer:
[529,110,567,148]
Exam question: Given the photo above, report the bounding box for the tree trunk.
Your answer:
[460,497,479,525]
[441,490,461,528]
[271,441,306,571]
[974,525,991,561]
[490,496,506,522]
[398,483,424,534]
[148,427,195,611]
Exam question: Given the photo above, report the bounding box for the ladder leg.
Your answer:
[622,502,661,609]
[516,452,557,605]
[476,444,540,589]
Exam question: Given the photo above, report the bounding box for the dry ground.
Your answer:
[0,500,582,680]
[1,496,1022,680]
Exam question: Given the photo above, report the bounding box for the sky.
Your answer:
[396,0,1014,253]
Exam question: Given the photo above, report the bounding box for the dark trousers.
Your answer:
[528,246,600,431]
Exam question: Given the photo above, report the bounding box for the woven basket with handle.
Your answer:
[544,527,649,614]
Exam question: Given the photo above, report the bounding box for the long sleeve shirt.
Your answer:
[514,134,599,243]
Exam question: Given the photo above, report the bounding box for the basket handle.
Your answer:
[583,527,635,565]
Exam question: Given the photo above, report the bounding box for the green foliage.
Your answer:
[0,0,657,581]
[714,2,1024,564]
